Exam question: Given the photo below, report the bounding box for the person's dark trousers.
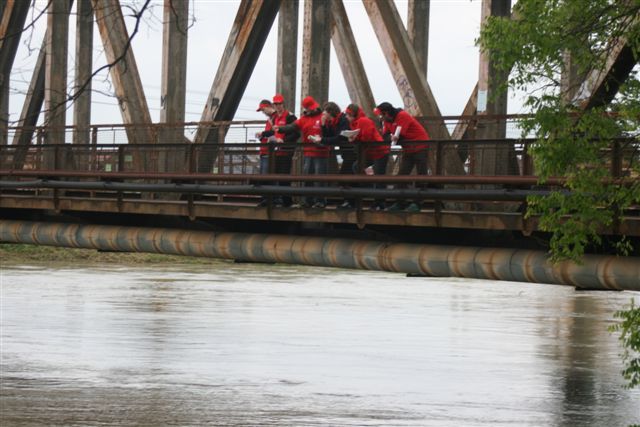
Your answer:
[395,149,428,207]
[302,157,328,206]
[339,147,356,175]
[275,154,293,206]
[357,155,389,208]
[258,155,272,205]
[336,148,356,206]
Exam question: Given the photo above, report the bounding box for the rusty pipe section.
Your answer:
[1,220,638,290]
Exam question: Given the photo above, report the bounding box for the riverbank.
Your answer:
[0,243,214,264]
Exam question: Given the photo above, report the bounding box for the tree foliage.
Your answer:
[609,300,640,390]
[478,0,640,262]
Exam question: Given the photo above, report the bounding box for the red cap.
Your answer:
[256,99,272,111]
[301,96,320,111]
[373,107,381,116]
[272,93,284,104]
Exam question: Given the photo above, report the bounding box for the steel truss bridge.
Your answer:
[1,1,639,289]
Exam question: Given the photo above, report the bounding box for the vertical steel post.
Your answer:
[476,0,512,176]
[276,0,298,110]
[73,0,93,145]
[301,0,331,104]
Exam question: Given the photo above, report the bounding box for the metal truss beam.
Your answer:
[362,0,447,138]
[0,0,31,145]
[93,0,153,144]
[301,0,331,105]
[331,0,375,116]
[73,0,93,145]
[195,0,280,145]
[576,36,639,110]
[408,0,429,79]
[276,0,298,110]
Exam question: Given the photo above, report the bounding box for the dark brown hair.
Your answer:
[322,101,341,117]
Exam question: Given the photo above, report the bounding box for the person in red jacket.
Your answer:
[376,102,430,212]
[256,94,300,207]
[345,104,390,210]
[255,99,277,206]
[275,95,328,208]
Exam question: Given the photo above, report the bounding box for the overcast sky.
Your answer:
[10,0,523,126]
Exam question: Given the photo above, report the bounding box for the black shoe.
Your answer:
[312,201,326,208]
[257,199,268,207]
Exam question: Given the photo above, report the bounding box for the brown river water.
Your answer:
[1,260,638,426]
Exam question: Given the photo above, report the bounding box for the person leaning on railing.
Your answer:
[257,93,300,207]
[274,95,329,208]
[376,102,430,213]
[345,104,391,211]
[255,99,277,206]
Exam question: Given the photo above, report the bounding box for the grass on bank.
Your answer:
[0,243,217,264]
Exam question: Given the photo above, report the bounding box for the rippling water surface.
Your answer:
[1,260,638,426]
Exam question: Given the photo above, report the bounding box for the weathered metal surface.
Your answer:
[195,0,281,144]
[92,0,154,145]
[0,0,31,145]
[331,0,375,116]
[0,179,566,201]
[160,0,188,128]
[0,0,30,89]
[0,168,570,185]
[1,220,638,290]
[362,0,441,125]
[159,0,189,173]
[44,0,70,146]
[575,13,639,110]
[362,0,465,175]
[11,38,46,152]
[301,0,331,104]
[476,0,512,176]
[276,0,298,109]
[407,0,429,79]
[451,83,478,140]
[73,0,93,145]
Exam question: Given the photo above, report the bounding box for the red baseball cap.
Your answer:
[272,93,284,103]
[256,99,272,111]
[301,96,320,110]
[373,107,381,116]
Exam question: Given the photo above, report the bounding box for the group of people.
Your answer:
[254,94,430,212]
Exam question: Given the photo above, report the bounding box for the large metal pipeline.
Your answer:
[1,220,638,291]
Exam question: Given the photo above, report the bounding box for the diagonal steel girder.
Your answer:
[363,0,465,175]
[362,0,448,139]
[195,0,281,145]
[575,35,639,110]
[0,0,31,145]
[0,0,30,90]
[330,0,375,117]
[93,0,154,145]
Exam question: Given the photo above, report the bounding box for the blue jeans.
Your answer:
[259,155,270,174]
[303,157,328,205]
[352,155,389,206]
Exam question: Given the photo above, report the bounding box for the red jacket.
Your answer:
[259,114,276,156]
[382,110,429,153]
[295,111,329,158]
[350,110,389,161]
[272,110,295,157]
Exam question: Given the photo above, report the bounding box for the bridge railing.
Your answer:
[0,116,640,177]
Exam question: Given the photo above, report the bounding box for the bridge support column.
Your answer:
[301,0,331,105]
[73,0,93,146]
[475,0,514,176]
[276,0,298,110]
